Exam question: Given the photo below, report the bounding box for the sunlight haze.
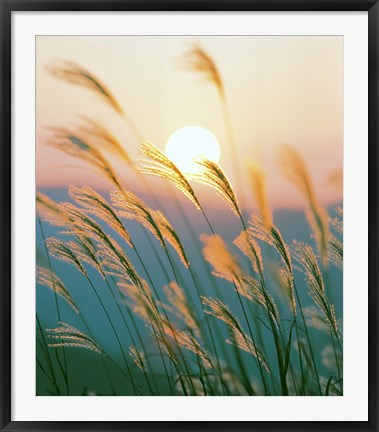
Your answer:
[36,36,343,209]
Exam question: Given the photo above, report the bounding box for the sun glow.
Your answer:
[165,126,221,174]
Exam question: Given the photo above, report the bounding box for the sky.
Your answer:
[36,35,343,210]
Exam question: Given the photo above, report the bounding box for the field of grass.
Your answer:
[36,44,343,396]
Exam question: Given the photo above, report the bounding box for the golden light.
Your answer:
[165,126,221,174]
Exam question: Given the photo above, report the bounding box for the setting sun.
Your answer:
[165,125,221,174]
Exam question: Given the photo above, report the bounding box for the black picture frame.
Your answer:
[1,1,378,431]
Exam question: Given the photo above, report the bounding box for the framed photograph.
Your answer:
[1,0,378,430]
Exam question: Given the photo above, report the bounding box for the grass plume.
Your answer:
[47,322,103,354]
[69,185,132,247]
[47,128,121,188]
[247,162,272,227]
[47,61,124,115]
[292,241,339,337]
[190,157,241,217]
[279,145,329,264]
[138,141,201,210]
[129,346,147,373]
[76,117,133,166]
[179,43,224,96]
[37,266,78,313]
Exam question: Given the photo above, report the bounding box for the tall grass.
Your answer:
[36,49,343,396]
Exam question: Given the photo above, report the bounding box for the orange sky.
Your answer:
[36,36,343,210]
